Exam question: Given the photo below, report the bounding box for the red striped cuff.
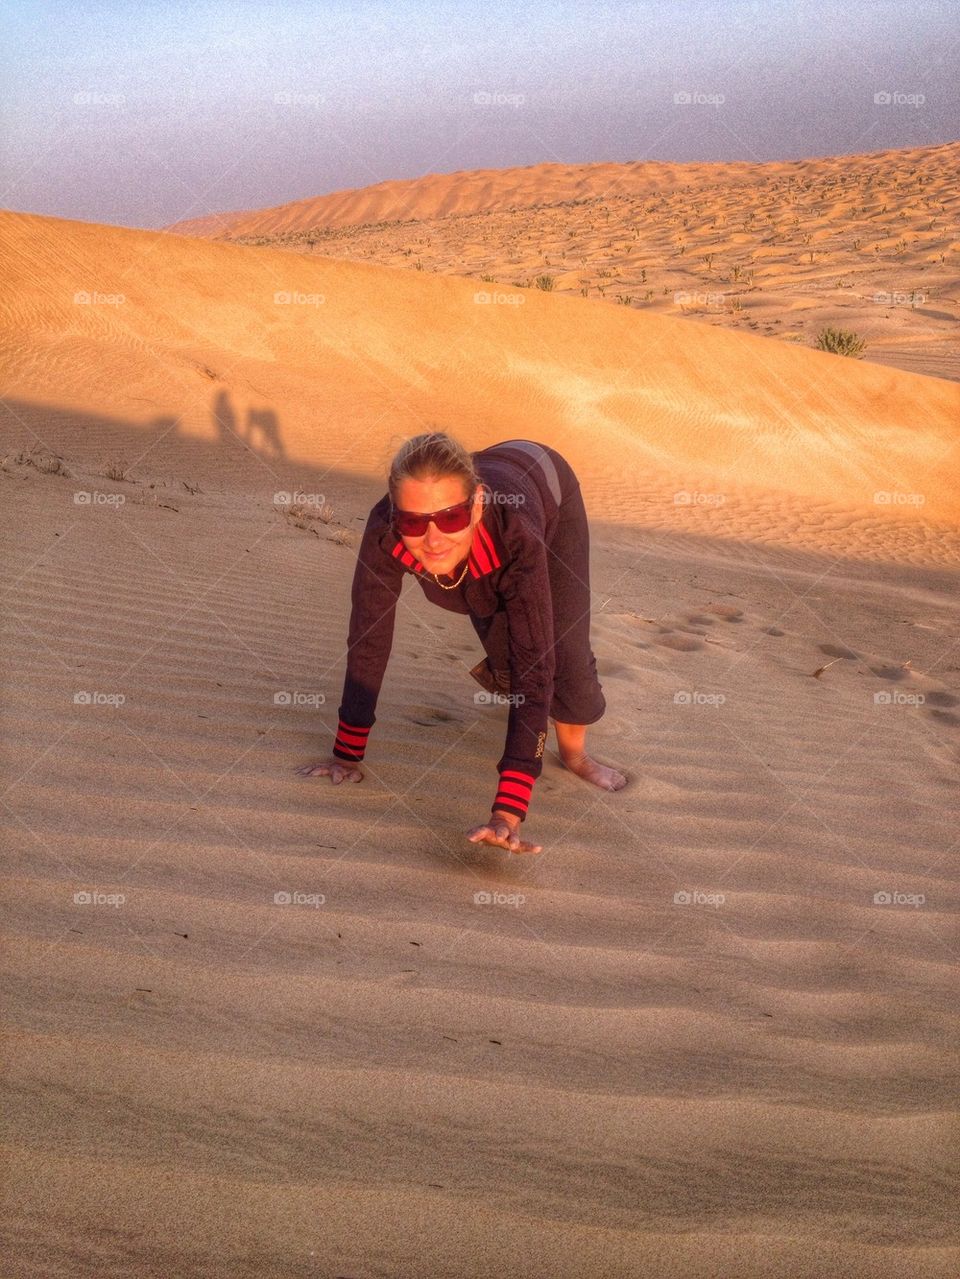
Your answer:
[333,718,371,761]
[492,768,536,822]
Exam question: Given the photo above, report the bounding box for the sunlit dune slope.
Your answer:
[2,208,958,534]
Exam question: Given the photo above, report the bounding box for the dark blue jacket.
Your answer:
[331,444,564,821]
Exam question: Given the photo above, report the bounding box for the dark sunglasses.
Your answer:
[391,498,474,538]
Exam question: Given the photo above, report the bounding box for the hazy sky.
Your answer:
[1,0,957,229]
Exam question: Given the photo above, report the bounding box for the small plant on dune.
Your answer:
[534,275,555,291]
[103,461,128,482]
[814,327,867,358]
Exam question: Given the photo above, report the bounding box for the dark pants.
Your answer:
[471,450,606,727]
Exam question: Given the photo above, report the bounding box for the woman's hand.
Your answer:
[466,809,542,855]
[293,757,364,784]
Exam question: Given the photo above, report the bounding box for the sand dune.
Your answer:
[164,142,960,383]
[1,207,958,1275]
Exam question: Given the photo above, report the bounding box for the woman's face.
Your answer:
[394,475,484,576]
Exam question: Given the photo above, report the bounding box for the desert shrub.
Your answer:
[814,327,867,358]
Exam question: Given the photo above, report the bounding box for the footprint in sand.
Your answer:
[762,626,786,636]
[597,658,631,677]
[685,613,716,626]
[924,690,959,727]
[408,707,464,726]
[819,643,860,659]
[654,631,703,652]
[924,691,958,708]
[705,604,744,622]
[870,663,910,682]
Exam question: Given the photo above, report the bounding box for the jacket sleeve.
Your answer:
[331,499,404,762]
[489,512,556,821]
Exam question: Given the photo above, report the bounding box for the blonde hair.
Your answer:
[388,431,480,505]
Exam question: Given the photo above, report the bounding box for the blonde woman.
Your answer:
[295,433,626,853]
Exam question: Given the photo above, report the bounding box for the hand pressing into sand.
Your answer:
[293,758,364,784]
[466,809,542,855]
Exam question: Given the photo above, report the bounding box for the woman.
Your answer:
[295,433,626,854]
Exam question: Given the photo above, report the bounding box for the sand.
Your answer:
[1,205,958,1277]
[166,142,960,384]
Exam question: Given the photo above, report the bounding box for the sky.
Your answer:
[1,0,957,229]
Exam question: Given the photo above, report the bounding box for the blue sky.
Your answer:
[1,0,957,228]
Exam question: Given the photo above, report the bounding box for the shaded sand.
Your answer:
[1,209,959,1277]
[166,141,960,383]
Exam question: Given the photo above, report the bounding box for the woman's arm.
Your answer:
[330,498,403,764]
[489,514,556,822]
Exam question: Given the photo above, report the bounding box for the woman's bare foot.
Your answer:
[559,750,627,791]
[552,719,627,791]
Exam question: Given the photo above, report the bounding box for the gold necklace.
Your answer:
[431,559,469,589]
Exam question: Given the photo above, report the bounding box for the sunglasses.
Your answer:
[391,498,474,538]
